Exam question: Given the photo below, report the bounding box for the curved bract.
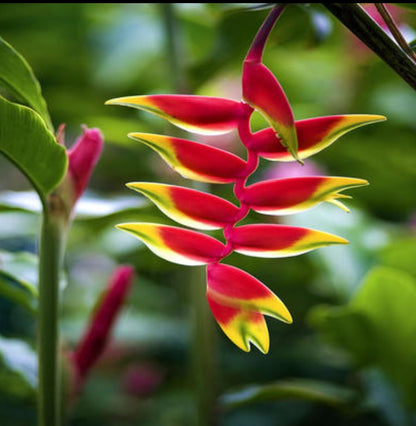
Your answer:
[128,133,247,183]
[106,95,244,135]
[250,115,386,162]
[242,61,299,162]
[127,182,240,230]
[207,263,292,353]
[116,223,226,266]
[230,224,348,258]
[243,176,368,215]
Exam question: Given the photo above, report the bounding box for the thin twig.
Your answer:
[375,3,416,63]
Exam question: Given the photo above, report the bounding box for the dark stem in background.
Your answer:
[375,3,416,63]
[159,4,218,426]
[159,3,188,94]
[191,266,218,426]
[323,3,416,90]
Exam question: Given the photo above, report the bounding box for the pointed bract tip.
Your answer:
[370,114,387,122]
[126,182,140,190]
[291,150,304,165]
[104,98,116,106]
[105,97,130,106]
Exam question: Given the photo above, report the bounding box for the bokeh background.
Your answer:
[0,3,415,426]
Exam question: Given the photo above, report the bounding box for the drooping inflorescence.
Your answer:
[106,6,385,353]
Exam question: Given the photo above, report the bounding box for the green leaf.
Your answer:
[0,250,38,313]
[309,267,416,408]
[377,236,416,279]
[0,36,52,129]
[0,96,67,202]
[221,379,357,410]
[0,335,37,397]
[0,272,37,313]
[309,307,375,365]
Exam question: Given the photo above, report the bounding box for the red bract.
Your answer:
[107,6,385,353]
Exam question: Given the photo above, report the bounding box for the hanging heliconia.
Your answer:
[106,6,385,353]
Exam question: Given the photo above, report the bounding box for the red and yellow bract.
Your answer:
[242,176,369,214]
[106,95,244,135]
[128,133,247,183]
[127,182,240,230]
[249,115,386,161]
[207,263,292,353]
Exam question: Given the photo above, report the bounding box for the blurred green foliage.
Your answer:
[0,3,415,426]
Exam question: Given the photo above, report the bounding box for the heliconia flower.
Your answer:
[242,61,299,162]
[128,133,247,183]
[107,5,385,353]
[229,224,348,258]
[71,265,135,396]
[242,176,368,215]
[127,182,240,230]
[67,126,104,202]
[206,263,292,353]
[249,114,386,162]
[116,223,226,266]
[105,95,245,135]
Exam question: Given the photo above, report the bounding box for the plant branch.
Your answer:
[323,3,416,90]
[375,3,416,62]
[37,195,69,426]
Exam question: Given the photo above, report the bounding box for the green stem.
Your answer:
[37,195,68,426]
[323,3,416,90]
[159,5,217,424]
[190,265,218,426]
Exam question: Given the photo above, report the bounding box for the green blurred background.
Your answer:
[0,3,415,426]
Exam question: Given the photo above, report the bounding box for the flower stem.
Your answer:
[245,4,286,63]
[37,195,68,426]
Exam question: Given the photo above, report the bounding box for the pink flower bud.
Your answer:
[67,126,103,202]
[71,265,135,395]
